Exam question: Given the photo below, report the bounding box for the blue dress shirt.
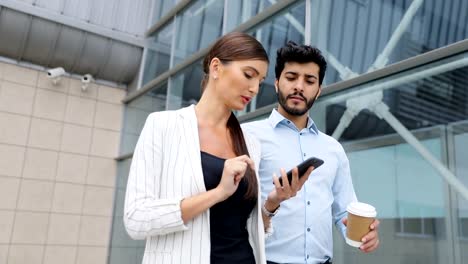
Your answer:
[242,109,357,264]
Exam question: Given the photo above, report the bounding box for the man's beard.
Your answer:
[276,88,317,116]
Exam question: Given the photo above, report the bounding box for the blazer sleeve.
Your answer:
[124,112,188,240]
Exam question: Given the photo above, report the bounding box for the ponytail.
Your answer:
[227,112,258,201]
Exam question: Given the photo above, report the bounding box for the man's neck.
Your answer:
[277,106,309,130]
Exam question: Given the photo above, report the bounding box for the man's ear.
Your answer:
[315,86,322,100]
[274,79,279,93]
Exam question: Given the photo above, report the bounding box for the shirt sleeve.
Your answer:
[123,113,188,240]
[332,145,358,239]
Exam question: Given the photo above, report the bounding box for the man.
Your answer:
[242,41,379,264]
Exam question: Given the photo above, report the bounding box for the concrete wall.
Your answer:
[0,61,125,264]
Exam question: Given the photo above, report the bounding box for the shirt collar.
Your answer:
[268,108,319,134]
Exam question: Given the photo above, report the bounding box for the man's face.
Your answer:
[276,62,321,116]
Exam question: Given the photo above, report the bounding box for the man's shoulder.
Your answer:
[317,130,346,152]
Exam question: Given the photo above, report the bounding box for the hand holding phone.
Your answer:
[278,157,324,186]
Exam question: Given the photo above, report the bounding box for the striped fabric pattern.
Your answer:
[124,105,266,264]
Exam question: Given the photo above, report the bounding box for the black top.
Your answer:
[201,151,256,264]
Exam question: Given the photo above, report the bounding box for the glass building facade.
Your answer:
[112,0,468,263]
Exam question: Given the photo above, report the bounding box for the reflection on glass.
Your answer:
[224,0,272,32]
[173,0,224,65]
[453,122,468,263]
[325,53,468,141]
[333,132,448,264]
[150,0,178,24]
[167,60,203,110]
[309,0,468,85]
[121,82,168,155]
[309,53,468,264]
[246,0,305,112]
[143,23,174,85]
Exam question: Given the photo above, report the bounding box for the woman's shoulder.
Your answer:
[145,105,193,123]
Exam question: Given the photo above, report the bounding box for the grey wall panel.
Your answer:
[74,34,109,76]
[99,42,141,83]
[52,26,86,70]
[114,0,137,34]
[36,0,63,12]
[22,18,60,64]
[63,0,92,22]
[89,0,114,28]
[4,0,152,37]
[17,0,35,4]
[0,8,29,57]
[0,7,142,84]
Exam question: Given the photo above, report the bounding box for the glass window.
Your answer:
[453,122,468,264]
[109,158,145,264]
[324,52,468,141]
[167,60,204,110]
[143,22,174,85]
[150,0,178,25]
[309,0,468,85]
[224,0,273,32]
[173,0,224,65]
[244,0,306,112]
[309,52,468,264]
[121,82,168,155]
[461,218,468,238]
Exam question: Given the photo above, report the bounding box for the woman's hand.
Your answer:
[265,166,314,211]
[215,155,255,201]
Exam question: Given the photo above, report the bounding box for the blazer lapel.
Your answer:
[178,105,206,193]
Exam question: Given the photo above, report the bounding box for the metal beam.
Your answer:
[367,0,424,72]
[0,0,144,47]
[234,0,299,33]
[326,57,468,105]
[323,39,468,97]
[237,40,468,123]
[145,0,192,37]
[124,0,300,103]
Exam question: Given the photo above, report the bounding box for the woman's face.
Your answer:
[214,59,268,111]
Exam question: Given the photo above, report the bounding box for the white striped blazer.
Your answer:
[124,105,266,264]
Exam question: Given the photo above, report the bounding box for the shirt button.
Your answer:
[287,121,290,123]
[307,201,310,205]
[303,153,306,157]
[307,228,310,232]
[300,132,303,135]
[307,255,309,259]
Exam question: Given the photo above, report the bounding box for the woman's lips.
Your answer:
[241,96,251,104]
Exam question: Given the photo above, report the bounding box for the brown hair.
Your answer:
[202,32,268,200]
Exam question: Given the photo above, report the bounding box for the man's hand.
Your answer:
[342,218,380,253]
[265,166,314,210]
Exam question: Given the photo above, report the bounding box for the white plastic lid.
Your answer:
[346,202,377,218]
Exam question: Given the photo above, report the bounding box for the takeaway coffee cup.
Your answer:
[345,202,377,248]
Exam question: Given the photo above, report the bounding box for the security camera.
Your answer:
[46,67,65,85]
[81,74,93,92]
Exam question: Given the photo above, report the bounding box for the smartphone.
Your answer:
[278,157,324,186]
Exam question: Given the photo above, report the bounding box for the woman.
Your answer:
[124,32,310,264]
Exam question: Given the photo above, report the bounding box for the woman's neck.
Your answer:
[195,89,231,128]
